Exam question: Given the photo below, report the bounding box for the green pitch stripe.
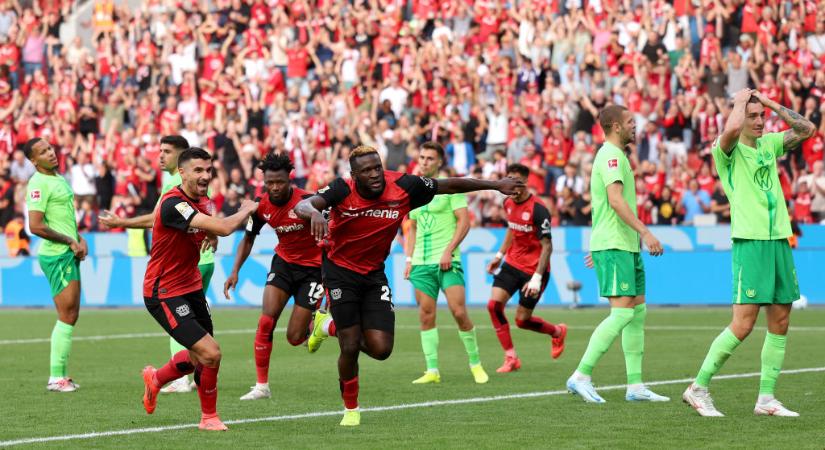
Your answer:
[2,367,824,447]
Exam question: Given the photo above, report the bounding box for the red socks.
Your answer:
[197,364,219,416]
[155,350,194,387]
[254,315,276,384]
[487,300,514,352]
[516,316,559,337]
[340,377,359,409]
[328,319,337,337]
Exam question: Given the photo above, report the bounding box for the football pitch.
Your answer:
[1,307,824,449]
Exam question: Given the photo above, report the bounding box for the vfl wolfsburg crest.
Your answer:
[746,288,756,298]
[418,211,436,231]
[620,282,630,291]
[753,166,773,191]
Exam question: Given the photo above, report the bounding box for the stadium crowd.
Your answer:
[2,0,825,235]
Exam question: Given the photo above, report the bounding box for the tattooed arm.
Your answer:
[752,91,816,150]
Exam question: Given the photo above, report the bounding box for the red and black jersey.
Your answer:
[504,195,552,275]
[143,187,210,299]
[319,171,438,275]
[246,187,321,267]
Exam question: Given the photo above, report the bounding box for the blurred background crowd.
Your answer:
[1,0,825,237]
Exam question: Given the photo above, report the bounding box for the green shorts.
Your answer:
[732,239,799,304]
[39,251,80,297]
[591,250,645,298]
[409,262,465,300]
[198,263,214,293]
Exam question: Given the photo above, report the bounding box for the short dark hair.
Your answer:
[177,147,212,167]
[258,152,294,175]
[747,96,761,105]
[420,141,445,160]
[22,138,44,160]
[599,104,629,135]
[506,163,530,178]
[160,135,189,151]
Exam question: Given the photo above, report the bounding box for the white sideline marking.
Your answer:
[2,324,825,345]
[1,366,823,447]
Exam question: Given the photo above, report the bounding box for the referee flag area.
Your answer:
[1,308,824,448]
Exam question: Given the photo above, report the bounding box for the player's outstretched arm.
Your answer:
[294,195,329,241]
[224,233,255,299]
[190,199,259,237]
[28,211,88,260]
[606,182,663,256]
[436,177,524,195]
[719,89,754,155]
[752,91,816,150]
[99,210,155,229]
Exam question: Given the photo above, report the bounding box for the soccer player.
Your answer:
[140,148,257,431]
[565,105,669,403]
[403,142,488,385]
[25,137,87,392]
[486,163,566,373]
[682,90,815,417]
[100,135,215,393]
[295,145,521,426]
[223,153,334,401]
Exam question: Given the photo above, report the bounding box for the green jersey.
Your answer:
[25,172,78,257]
[712,131,791,240]
[409,193,467,265]
[159,172,215,264]
[589,141,639,253]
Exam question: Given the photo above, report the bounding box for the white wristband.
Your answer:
[530,273,543,284]
[405,256,412,263]
[495,251,504,259]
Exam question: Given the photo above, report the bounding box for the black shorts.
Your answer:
[492,262,549,309]
[322,257,394,333]
[267,254,324,311]
[145,290,213,349]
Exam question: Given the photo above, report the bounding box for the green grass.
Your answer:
[1,307,824,449]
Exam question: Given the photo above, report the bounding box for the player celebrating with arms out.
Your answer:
[141,148,258,431]
[224,153,335,401]
[486,163,566,373]
[683,90,815,417]
[296,145,522,427]
[25,137,88,392]
[100,135,214,394]
[403,142,488,385]
[566,105,669,404]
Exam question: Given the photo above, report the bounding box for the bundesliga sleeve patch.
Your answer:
[420,176,435,189]
[174,201,196,220]
[246,216,254,232]
[29,190,41,202]
[607,159,618,171]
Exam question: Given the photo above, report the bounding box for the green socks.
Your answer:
[170,337,187,356]
[695,327,742,388]
[759,332,787,395]
[50,321,74,378]
[576,308,635,376]
[459,328,481,366]
[420,328,439,371]
[421,328,482,370]
[622,304,646,385]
